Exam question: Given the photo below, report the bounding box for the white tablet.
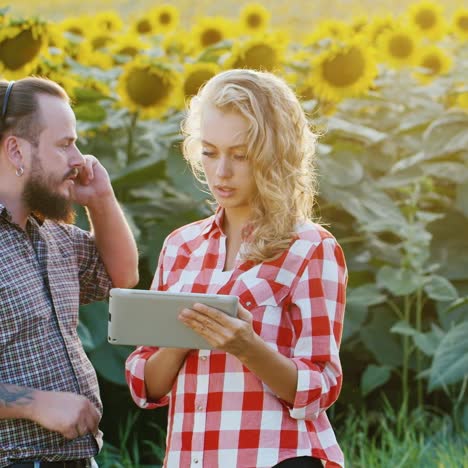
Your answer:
[107,288,239,349]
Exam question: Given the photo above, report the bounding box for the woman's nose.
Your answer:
[216,156,232,178]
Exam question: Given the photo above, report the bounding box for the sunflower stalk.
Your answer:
[127,111,139,161]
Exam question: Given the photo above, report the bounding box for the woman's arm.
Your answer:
[143,347,191,401]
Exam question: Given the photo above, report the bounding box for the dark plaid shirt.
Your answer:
[0,203,112,467]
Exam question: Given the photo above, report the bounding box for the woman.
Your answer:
[125,69,347,468]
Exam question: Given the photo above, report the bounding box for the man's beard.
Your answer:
[22,158,76,224]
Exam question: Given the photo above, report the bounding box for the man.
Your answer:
[0,77,139,467]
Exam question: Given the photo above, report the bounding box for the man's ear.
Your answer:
[3,135,28,172]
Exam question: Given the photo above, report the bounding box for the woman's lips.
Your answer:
[214,186,235,197]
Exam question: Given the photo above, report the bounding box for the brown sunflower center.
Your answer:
[91,36,112,50]
[66,26,84,36]
[159,13,171,25]
[201,28,223,47]
[238,44,277,71]
[322,47,365,87]
[137,19,152,34]
[389,34,414,58]
[421,54,442,74]
[184,69,215,97]
[126,68,169,107]
[457,15,468,31]
[118,46,138,57]
[0,28,43,71]
[247,14,262,28]
[414,9,436,29]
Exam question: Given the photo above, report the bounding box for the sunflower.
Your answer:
[414,45,452,83]
[87,31,114,51]
[93,11,123,33]
[350,15,369,34]
[407,1,446,40]
[239,3,271,35]
[452,7,468,41]
[59,16,89,39]
[131,15,155,36]
[111,34,149,64]
[0,18,48,79]
[33,62,80,99]
[149,4,180,34]
[77,40,113,70]
[190,17,233,52]
[162,30,192,58]
[304,18,350,46]
[182,62,220,102]
[454,92,468,110]
[224,34,285,72]
[117,57,181,119]
[378,25,421,69]
[364,15,397,45]
[307,38,377,103]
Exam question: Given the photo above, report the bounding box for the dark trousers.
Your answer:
[272,456,323,467]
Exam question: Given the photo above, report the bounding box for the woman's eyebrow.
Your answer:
[201,140,247,149]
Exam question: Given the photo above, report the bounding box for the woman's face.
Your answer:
[200,105,256,219]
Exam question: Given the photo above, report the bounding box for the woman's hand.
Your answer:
[178,302,257,358]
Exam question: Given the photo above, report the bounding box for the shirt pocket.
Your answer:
[237,279,294,349]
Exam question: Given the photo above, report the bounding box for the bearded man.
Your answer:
[0,78,139,467]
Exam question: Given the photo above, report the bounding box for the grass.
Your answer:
[338,403,468,468]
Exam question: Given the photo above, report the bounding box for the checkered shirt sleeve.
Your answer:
[125,213,347,468]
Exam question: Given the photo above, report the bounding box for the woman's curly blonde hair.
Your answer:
[182,69,317,264]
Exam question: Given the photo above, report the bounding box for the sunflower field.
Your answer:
[1,0,467,466]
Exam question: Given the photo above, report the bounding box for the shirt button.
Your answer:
[246,301,252,306]
[193,458,199,464]
[200,356,207,361]
[197,405,203,411]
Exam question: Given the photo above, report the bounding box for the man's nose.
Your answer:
[69,146,86,167]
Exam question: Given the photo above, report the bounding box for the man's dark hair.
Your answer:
[0,77,69,146]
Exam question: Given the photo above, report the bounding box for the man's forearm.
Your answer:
[0,383,35,420]
[87,193,139,288]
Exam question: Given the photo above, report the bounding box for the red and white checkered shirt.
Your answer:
[126,208,347,468]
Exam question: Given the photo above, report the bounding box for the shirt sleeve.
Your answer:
[286,236,347,421]
[68,224,113,305]
[125,241,167,409]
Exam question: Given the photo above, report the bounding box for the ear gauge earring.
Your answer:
[15,167,24,177]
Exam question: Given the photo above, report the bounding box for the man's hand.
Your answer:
[30,390,100,439]
[71,154,113,208]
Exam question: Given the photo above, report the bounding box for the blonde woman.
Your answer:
[125,69,347,468]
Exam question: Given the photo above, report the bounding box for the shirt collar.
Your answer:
[0,202,12,222]
[0,202,43,228]
[200,206,225,238]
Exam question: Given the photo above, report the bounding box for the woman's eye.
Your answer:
[233,154,246,160]
[201,151,215,157]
